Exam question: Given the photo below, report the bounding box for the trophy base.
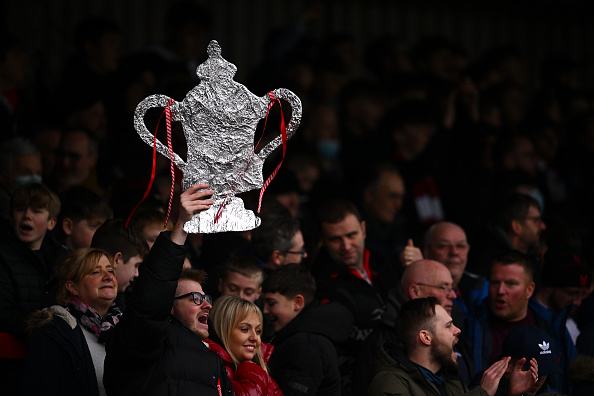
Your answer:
[182,196,261,234]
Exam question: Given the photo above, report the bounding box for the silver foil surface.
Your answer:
[134,40,302,233]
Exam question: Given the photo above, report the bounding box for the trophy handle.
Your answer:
[134,94,187,170]
[256,88,302,160]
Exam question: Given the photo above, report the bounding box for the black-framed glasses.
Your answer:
[415,283,454,294]
[283,248,307,257]
[174,291,213,306]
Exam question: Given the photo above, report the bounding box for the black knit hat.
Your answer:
[541,250,592,288]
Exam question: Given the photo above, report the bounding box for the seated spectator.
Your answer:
[468,193,546,276]
[262,264,351,396]
[206,294,283,396]
[48,127,104,197]
[91,219,149,311]
[471,326,561,396]
[311,198,389,394]
[128,207,170,249]
[22,248,121,396]
[466,250,574,393]
[0,184,68,394]
[103,184,233,396]
[359,161,408,265]
[400,221,489,315]
[359,260,474,391]
[0,183,68,341]
[55,186,111,250]
[251,215,307,273]
[368,297,538,396]
[218,253,264,303]
[569,321,594,396]
[0,137,43,219]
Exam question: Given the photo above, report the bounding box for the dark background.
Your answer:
[3,0,594,91]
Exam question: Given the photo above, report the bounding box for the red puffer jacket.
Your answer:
[205,339,284,396]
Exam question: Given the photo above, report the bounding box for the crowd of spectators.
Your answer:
[1,1,594,395]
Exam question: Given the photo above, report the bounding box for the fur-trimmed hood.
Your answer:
[27,305,76,339]
[569,355,594,383]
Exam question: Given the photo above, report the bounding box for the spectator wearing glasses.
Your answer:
[467,192,546,277]
[359,260,476,391]
[399,221,489,315]
[250,215,307,274]
[48,127,105,198]
[104,184,233,396]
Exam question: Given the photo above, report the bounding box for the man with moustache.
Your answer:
[368,297,538,396]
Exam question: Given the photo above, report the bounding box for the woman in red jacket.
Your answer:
[207,294,283,396]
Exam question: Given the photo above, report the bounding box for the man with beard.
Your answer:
[103,185,233,396]
[368,297,538,396]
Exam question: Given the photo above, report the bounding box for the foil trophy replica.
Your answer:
[134,40,302,233]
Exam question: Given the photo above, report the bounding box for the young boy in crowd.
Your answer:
[55,185,111,250]
[262,264,352,396]
[0,183,69,396]
[217,252,264,303]
[0,183,70,340]
[128,207,170,249]
[90,218,149,310]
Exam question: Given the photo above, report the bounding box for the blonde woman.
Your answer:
[207,294,283,396]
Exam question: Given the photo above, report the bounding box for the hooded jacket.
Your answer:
[22,306,99,396]
[266,301,352,396]
[367,341,488,396]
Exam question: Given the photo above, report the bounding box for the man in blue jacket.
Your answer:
[465,249,577,394]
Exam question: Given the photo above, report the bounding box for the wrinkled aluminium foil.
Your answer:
[134,40,302,233]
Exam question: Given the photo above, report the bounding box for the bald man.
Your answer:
[401,260,458,314]
[401,221,488,314]
[357,260,476,390]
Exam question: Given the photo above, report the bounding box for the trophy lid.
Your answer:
[196,40,237,81]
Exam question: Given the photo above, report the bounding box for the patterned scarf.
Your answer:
[66,296,122,345]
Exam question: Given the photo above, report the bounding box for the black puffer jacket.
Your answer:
[0,219,69,341]
[267,301,352,396]
[22,306,99,396]
[103,232,233,396]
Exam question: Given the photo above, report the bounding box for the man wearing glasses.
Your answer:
[250,215,307,272]
[104,185,233,396]
[467,192,546,277]
[359,260,476,388]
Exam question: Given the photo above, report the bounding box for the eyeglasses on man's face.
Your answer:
[415,282,454,294]
[283,248,307,257]
[174,291,213,306]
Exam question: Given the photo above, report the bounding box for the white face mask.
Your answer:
[15,175,42,187]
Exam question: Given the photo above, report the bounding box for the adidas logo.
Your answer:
[538,341,552,354]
